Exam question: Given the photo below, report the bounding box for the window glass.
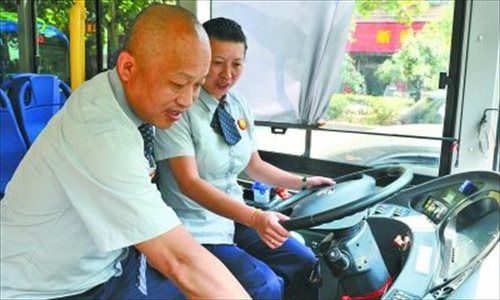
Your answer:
[312,0,455,176]
[330,1,452,127]
[311,129,442,176]
[1,1,72,83]
[1,1,21,82]
[311,0,454,176]
[35,0,111,82]
[100,0,176,71]
[85,0,98,79]
[211,1,456,176]
[35,0,72,84]
[33,0,177,83]
[255,126,306,156]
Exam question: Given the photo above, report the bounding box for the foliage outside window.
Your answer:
[312,0,454,176]
[329,0,453,128]
[0,0,176,81]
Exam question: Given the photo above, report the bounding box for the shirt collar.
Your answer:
[199,88,233,115]
[108,68,142,127]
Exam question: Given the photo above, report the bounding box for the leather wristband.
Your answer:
[301,176,308,190]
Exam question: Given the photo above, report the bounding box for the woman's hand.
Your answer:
[305,176,336,189]
[252,210,290,249]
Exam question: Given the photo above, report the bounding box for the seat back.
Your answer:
[4,72,71,101]
[0,89,28,196]
[1,73,37,91]
[14,74,70,145]
[59,80,72,103]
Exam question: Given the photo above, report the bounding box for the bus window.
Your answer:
[0,28,20,81]
[49,0,178,78]
[0,11,70,84]
[37,25,70,83]
[313,1,455,177]
[214,1,456,177]
[98,0,177,72]
[0,9,20,84]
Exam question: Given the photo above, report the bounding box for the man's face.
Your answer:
[120,38,211,129]
[203,39,245,101]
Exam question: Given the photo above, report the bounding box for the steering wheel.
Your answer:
[276,166,413,231]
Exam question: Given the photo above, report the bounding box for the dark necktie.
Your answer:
[210,100,241,145]
[138,124,157,180]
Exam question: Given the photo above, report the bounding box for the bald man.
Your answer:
[0,4,249,300]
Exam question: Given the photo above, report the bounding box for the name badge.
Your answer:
[237,118,247,130]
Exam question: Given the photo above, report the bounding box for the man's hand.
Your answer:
[136,226,250,299]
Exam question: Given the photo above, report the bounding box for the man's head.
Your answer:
[116,4,211,128]
[202,18,247,100]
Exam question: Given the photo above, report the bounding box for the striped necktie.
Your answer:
[210,100,242,145]
[138,124,157,181]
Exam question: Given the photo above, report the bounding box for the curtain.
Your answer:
[212,1,354,125]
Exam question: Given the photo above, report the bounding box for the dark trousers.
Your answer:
[54,247,185,300]
[204,224,319,300]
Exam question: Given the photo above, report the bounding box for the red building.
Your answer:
[348,21,426,54]
[345,20,427,95]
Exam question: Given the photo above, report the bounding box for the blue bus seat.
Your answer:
[58,80,72,103]
[10,74,71,145]
[3,73,71,101]
[3,72,71,111]
[0,89,28,197]
[2,72,37,92]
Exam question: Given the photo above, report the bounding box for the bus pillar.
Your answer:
[69,0,86,90]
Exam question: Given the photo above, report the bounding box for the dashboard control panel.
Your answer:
[371,204,410,218]
[413,179,482,224]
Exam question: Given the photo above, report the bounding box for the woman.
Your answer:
[155,17,335,299]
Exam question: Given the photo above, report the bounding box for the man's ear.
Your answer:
[116,51,136,83]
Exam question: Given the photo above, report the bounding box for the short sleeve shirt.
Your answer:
[155,88,257,244]
[0,69,181,299]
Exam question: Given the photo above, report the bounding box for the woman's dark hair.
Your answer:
[202,17,247,53]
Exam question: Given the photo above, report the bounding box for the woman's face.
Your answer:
[203,38,245,100]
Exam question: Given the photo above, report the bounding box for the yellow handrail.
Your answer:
[69,0,86,90]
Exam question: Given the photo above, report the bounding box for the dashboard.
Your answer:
[366,171,499,299]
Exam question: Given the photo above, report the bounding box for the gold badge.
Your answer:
[237,118,247,130]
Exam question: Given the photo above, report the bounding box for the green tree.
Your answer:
[2,0,175,55]
[341,54,366,95]
[374,5,453,100]
[100,0,175,60]
[1,0,73,33]
[355,0,430,24]
[0,0,17,12]
[37,0,74,33]
[346,0,433,99]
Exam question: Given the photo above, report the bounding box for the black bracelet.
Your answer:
[301,176,308,190]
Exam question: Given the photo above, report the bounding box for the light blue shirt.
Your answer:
[0,69,180,299]
[155,88,257,244]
